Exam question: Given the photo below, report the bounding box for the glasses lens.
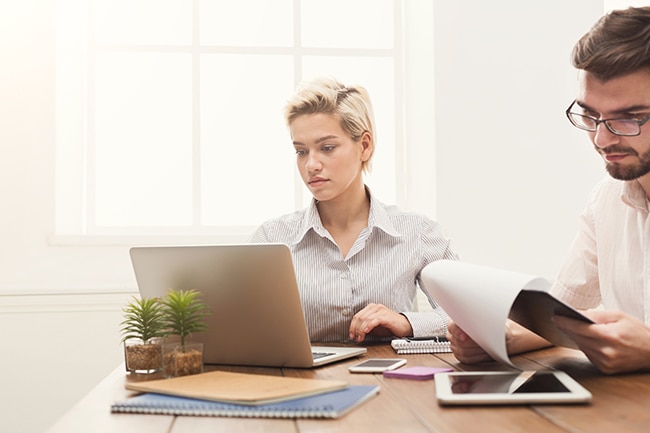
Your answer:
[605,120,639,136]
[568,113,597,130]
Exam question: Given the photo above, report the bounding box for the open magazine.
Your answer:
[421,260,593,367]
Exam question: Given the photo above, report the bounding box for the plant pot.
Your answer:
[162,342,204,377]
[124,338,163,374]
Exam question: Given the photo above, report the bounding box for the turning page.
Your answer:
[421,260,592,366]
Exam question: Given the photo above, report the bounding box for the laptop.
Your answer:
[129,243,367,368]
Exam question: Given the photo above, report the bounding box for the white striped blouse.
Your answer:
[249,190,459,343]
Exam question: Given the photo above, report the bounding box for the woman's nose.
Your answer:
[305,154,321,171]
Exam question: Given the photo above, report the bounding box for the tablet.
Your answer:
[435,371,592,405]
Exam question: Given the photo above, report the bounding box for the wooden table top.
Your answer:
[45,344,650,433]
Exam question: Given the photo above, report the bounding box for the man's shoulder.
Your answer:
[585,176,647,216]
[588,176,626,202]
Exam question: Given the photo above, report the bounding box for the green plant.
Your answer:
[120,296,168,343]
[161,289,209,351]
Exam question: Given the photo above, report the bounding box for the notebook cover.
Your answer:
[112,385,380,419]
[125,370,348,405]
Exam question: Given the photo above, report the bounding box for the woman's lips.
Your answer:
[308,177,328,186]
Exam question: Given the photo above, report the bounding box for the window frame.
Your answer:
[53,0,436,246]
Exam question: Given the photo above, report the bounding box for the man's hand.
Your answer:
[553,310,650,374]
[447,320,551,364]
[447,321,494,363]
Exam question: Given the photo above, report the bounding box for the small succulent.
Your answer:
[161,289,209,351]
[120,296,168,344]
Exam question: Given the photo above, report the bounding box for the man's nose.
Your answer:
[593,122,620,149]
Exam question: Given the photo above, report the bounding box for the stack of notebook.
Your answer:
[111,370,379,419]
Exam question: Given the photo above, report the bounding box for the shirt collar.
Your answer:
[292,186,402,244]
[367,188,402,238]
[621,180,649,212]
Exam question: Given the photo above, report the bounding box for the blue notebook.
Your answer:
[111,385,379,419]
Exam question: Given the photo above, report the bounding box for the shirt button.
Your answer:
[340,273,348,279]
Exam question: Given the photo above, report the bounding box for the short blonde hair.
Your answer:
[284,76,376,172]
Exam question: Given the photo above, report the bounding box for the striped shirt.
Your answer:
[550,177,650,324]
[248,189,458,342]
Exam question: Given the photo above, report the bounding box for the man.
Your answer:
[448,6,650,374]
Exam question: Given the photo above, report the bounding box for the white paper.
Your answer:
[421,260,550,367]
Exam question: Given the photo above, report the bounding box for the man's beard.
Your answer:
[600,146,650,180]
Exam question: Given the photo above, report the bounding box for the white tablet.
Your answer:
[435,371,592,405]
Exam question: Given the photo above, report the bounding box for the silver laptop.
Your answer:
[129,243,366,368]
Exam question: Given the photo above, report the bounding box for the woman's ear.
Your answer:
[359,131,374,162]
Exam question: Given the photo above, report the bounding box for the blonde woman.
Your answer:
[250,77,458,343]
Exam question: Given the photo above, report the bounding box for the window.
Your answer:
[55,0,433,243]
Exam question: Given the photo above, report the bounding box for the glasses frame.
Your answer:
[565,100,650,137]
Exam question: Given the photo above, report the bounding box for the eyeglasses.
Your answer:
[565,100,650,136]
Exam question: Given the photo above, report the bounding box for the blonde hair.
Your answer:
[284,76,376,172]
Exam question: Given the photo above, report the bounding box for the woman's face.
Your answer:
[290,113,372,203]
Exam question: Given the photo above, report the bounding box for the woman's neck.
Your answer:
[316,184,370,230]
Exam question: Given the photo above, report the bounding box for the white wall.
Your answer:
[0,3,134,433]
[433,1,605,276]
[0,1,614,433]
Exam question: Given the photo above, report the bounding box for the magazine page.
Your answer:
[421,260,551,367]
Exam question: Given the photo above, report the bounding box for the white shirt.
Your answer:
[550,177,650,324]
[249,190,458,342]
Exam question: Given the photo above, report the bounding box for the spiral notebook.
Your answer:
[391,337,451,354]
[111,385,380,419]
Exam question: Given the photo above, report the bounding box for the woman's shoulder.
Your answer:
[259,208,308,231]
[372,200,444,239]
[249,208,309,243]
[378,200,439,226]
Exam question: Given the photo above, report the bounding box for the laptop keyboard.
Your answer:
[312,351,336,360]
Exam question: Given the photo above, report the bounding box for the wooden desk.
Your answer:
[46,344,650,433]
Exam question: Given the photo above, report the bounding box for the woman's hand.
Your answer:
[349,303,413,343]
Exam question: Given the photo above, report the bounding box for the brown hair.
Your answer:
[571,6,650,81]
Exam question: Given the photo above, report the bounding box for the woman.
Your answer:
[249,77,457,343]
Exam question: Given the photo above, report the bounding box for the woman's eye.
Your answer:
[322,145,335,152]
[295,149,307,156]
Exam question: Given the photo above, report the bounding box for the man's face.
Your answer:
[575,69,650,181]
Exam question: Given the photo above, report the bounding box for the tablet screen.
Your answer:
[435,371,592,405]
[449,371,568,394]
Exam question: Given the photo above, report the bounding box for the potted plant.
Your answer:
[161,289,210,377]
[120,296,167,374]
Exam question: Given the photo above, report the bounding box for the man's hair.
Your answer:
[284,76,376,172]
[572,6,650,81]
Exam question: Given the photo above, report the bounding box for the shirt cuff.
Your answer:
[402,310,449,338]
